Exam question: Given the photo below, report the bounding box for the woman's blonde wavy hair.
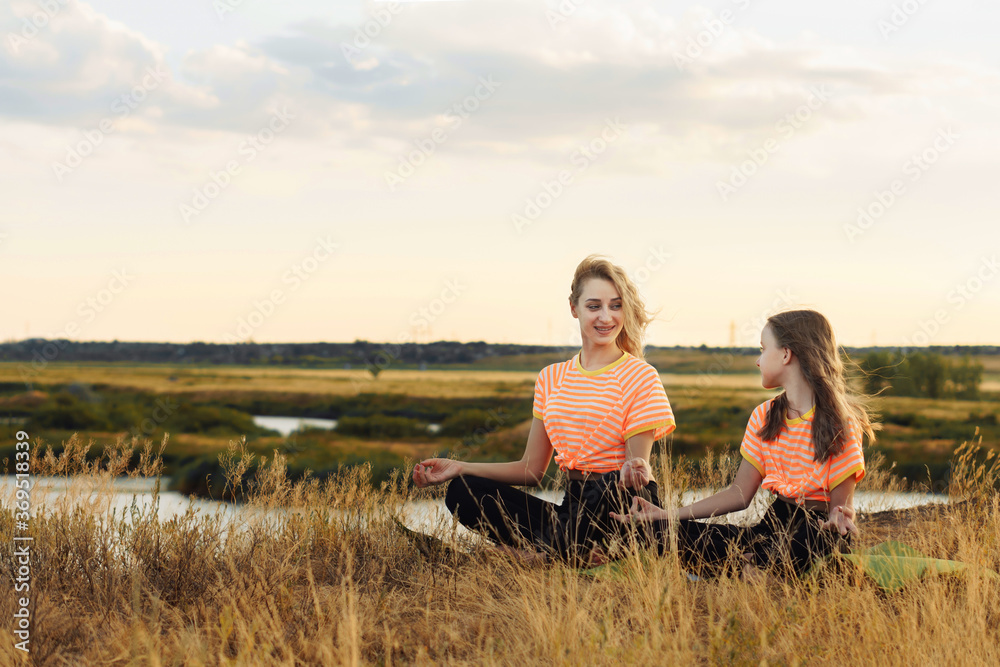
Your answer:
[569,255,655,361]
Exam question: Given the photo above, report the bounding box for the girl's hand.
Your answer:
[412,458,462,488]
[618,457,654,490]
[610,494,669,524]
[819,505,858,537]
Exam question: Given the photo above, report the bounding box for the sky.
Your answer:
[1,0,998,349]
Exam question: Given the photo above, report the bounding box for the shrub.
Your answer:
[438,408,496,438]
[29,391,113,431]
[336,414,428,439]
[860,351,984,400]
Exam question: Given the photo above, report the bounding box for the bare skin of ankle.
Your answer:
[741,563,765,583]
[585,547,609,568]
[740,552,765,583]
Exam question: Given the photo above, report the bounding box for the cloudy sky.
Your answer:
[2,0,998,348]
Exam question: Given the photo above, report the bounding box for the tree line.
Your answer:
[859,351,985,400]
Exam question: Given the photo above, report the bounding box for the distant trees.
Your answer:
[26,388,269,437]
[860,351,984,399]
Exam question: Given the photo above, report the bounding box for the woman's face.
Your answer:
[571,277,624,348]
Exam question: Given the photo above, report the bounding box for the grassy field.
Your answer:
[1,435,998,665]
[3,361,768,397]
[3,359,999,500]
[5,362,540,398]
[2,358,1000,662]
[6,360,997,397]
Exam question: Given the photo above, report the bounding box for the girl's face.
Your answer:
[756,324,787,389]
[571,278,624,348]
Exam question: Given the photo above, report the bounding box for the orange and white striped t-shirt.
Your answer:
[740,399,865,503]
[532,351,676,474]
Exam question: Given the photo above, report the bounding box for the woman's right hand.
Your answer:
[618,457,654,490]
[609,494,670,524]
[412,458,463,488]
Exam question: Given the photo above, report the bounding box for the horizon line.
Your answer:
[3,338,999,351]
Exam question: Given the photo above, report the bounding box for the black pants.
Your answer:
[662,499,850,577]
[445,472,660,563]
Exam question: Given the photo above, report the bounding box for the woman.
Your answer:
[412,255,676,565]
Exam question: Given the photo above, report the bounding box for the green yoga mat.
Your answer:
[816,541,1000,592]
[580,542,1000,592]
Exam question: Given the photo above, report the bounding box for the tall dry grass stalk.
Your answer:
[1,432,998,665]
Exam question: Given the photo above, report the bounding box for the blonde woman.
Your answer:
[413,255,675,565]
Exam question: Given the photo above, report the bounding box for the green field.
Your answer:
[2,358,998,499]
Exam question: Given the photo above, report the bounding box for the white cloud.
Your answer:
[3,0,997,173]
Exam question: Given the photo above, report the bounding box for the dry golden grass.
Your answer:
[2,433,999,665]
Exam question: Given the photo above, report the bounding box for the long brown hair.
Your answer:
[758,310,878,463]
[569,255,655,361]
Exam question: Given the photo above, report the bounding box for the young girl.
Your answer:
[612,309,877,577]
[412,255,676,565]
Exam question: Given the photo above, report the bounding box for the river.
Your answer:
[2,475,950,540]
[251,415,442,436]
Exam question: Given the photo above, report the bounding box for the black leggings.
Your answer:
[664,499,851,577]
[445,472,660,563]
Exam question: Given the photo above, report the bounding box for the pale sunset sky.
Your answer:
[1,0,998,348]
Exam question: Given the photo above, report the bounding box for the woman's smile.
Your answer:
[572,277,624,351]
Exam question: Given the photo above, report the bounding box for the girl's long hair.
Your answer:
[758,310,878,463]
[569,255,655,361]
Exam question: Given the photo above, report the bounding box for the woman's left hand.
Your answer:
[618,457,654,490]
[819,505,858,537]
